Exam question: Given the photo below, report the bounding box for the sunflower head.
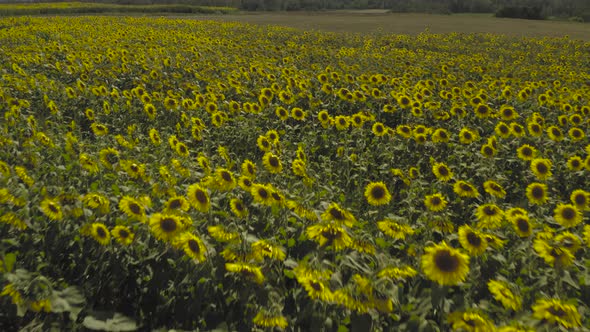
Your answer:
[421,241,470,286]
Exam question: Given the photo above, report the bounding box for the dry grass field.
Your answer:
[195,11,590,40]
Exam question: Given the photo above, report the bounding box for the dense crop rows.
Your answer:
[0,16,589,331]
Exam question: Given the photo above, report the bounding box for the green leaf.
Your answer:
[83,313,138,331]
[3,252,16,272]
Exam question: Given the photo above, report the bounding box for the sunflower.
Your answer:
[148,128,161,145]
[291,107,306,121]
[164,196,190,213]
[90,123,109,136]
[334,115,350,131]
[225,262,265,284]
[40,197,63,221]
[459,128,479,144]
[143,103,157,120]
[364,181,392,206]
[566,155,584,171]
[499,105,518,121]
[546,126,564,141]
[149,213,183,241]
[96,148,117,170]
[525,182,548,205]
[251,239,286,261]
[208,225,240,242]
[306,223,352,251]
[424,193,448,212]
[377,220,414,240]
[447,311,495,332]
[568,127,585,141]
[483,180,506,198]
[186,184,210,212]
[296,275,334,302]
[256,135,272,152]
[238,176,253,191]
[111,225,134,245]
[511,214,533,237]
[215,168,236,191]
[431,128,450,143]
[252,310,288,329]
[275,106,289,121]
[371,122,387,136]
[488,280,522,310]
[229,198,248,218]
[516,144,536,161]
[377,266,418,280]
[241,159,256,179]
[458,225,487,255]
[89,223,110,245]
[263,152,282,174]
[119,196,146,221]
[554,231,581,254]
[317,110,332,127]
[553,203,582,228]
[570,189,589,210]
[530,158,552,181]
[475,203,504,229]
[251,183,273,206]
[176,232,207,262]
[532,298,581,328]
[453,180,480,198]
[321,202,356,226]
[432,162,453,182]
[421,242,470,286]
[533,238,574,268]
[396,125,412,138]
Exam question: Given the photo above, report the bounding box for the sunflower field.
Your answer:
[0,15,589,331]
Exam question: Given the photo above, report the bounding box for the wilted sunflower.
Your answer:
[111,225,134,245]
[421,241,470,286]
[263,152,282,174]
[525,182,548,205]
[251,239,286,261]
[488,280,522,310]
[553,203,582,228]
[530,158,553,180]
[252,309,288,329]
[432,162,453,182]
[119,196,146,221]
[458,225,487,255]
[364,181,392,206]
[447,311,495,332]
[321,202,356,226]
[40,197,63,221]
[149,213,183,241]
[483,180,506,198]
[225,262,265,284]
[306,223,352,251]
[89,223,110,245]
[533,238,574,268]
[475,203,504,229]
[532,298,581,328]
[453,180,480,198]
[377,220,415,240]
[186,183,210,212]
[554,231,581,255]
[424,193,448,212]
[297,275,334,302]
[377,266,418,280]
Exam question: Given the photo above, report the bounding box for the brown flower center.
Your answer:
[434,250,459,272]
[160,217,177,233]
